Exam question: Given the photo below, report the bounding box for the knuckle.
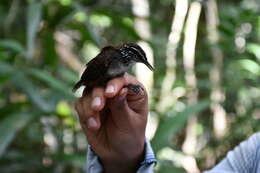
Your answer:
[109,97,127,111]
[92,87,104,97]
[74,99,81,111]
[112,77,125,85]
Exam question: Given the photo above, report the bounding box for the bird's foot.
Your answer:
[123,84,144,94]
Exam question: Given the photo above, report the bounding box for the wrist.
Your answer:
[101,151,144,173]
[101,142,145,173]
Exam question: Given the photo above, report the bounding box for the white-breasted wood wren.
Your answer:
[73,42,154,93]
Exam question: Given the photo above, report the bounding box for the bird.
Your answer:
[72,42,154,94]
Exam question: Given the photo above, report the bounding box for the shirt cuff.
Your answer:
[86,139,157,173]
[86,145,103,173]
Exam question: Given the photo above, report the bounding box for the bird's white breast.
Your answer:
[107,63,129,77]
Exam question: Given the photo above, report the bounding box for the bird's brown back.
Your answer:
[73,46,121,91]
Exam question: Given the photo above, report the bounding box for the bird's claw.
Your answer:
[123,84,144,94]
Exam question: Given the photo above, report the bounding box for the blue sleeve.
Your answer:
[86,138,157,173]
[205,132,260,173]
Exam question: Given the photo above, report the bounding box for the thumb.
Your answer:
[107,88,133,124]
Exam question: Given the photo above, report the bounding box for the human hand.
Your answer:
[74,73,148,173]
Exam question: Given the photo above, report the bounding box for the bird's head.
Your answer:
[118,43,154,71]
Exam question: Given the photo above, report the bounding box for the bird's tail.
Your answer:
[72,80,83,92]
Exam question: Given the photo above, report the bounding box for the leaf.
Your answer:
[158,162,185,173]
[51,153,86,169]
[237,59,260,75]
[0,112,34,157]
[26,2,42,59]
[84,22,102,47]
[0,62,15,75]
[0,40,25,54]
[0,61,14,95]
[57,67,78,84]
[0,62,54,112]
[0,150,43,172]
[28,68,75,100]
[72,3,102,47]
[89,8,140,40]
[11,73,54,112]
[42,31,58,67]
[151,101,210,153]
[247,43,260,61]
[257,16,260,38]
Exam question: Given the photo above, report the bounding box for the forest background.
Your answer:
[0,0,259,172]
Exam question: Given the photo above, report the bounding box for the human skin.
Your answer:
[74,73,148,173]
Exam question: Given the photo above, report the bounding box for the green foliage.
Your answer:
[0,112,35,157]
[152,101,210,153]
[26,2,42,59]
[0,0,259,172]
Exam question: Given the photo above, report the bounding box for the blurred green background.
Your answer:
[0,0,259,172]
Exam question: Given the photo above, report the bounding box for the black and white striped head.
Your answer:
[118,43,154,71]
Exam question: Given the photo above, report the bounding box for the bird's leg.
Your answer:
[123,84,144,94]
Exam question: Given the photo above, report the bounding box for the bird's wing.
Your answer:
[79,46,117,84]
[79,56,106,83]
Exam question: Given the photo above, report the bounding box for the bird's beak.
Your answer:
[143,60,154,71]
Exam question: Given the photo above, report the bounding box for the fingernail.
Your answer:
[92,97,101,108]
[106,85,115,94]
[87,117,97,129]
[119,88,127,96]
[118,88,127,100]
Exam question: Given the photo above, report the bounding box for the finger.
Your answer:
[124,73,146,90]
[83,113,101,132]
[104,73,145,98]
[82,114,101,146]
[124,74,147,100]
[75,95,94,118]
[116,87,147,115]
[91,87,106,111]
[107,88,147,132]
[107,88,133,122]
[75,97,101,131]
[104,76,126,98]
[74,99,84,117]
[105,73,148,114]
[81,96,95,116]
